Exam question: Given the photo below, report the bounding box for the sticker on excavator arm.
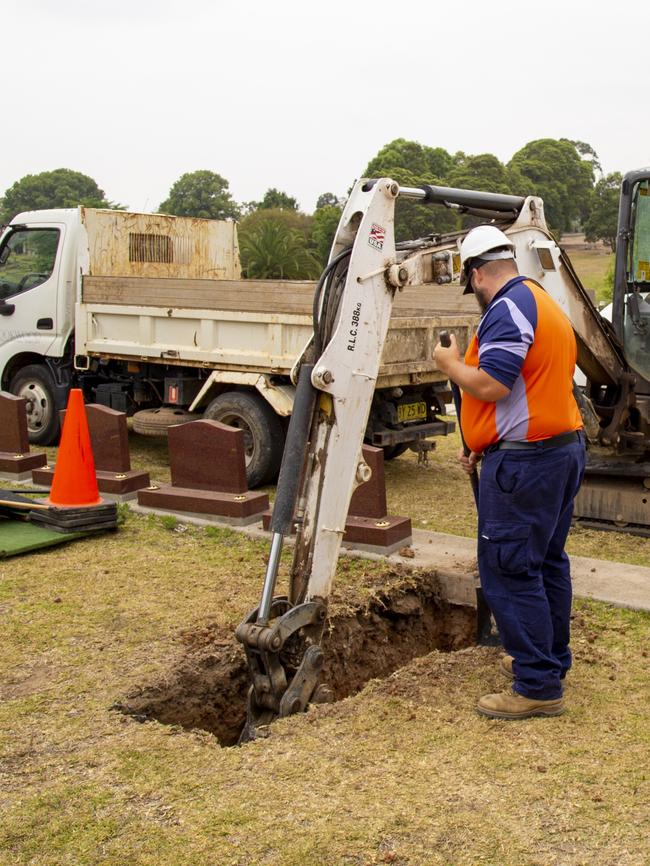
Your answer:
[368,223,386,251]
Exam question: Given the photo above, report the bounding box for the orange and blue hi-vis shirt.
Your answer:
[460,276,583,454]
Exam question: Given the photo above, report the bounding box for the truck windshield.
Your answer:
[0,228,60,298]
[623,181,650,381]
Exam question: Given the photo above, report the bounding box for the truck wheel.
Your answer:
[204,391,285,487]
[10,364,60,445]
[132,407,196,437]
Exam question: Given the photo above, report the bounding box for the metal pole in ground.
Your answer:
[439,331,499,647]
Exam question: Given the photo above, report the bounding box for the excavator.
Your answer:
[236,169,650,740]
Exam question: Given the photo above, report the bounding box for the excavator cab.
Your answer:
[613,170,650,389]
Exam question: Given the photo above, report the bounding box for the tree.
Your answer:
[311,204,343,265]
[239,216,321,280]
[1,168,116,223]
[447,153,515,195]
[446,154,524,229]
[365,138,454,181]
[363,139,457,240]
[158,170,240,220]
[563,139,602,176]
[257,188,299,211]
[239,206,312,242]
[508,139,595,234]
[584,172,622,251]
[315,192,341,210]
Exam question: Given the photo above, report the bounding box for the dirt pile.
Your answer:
[117,571,476,745]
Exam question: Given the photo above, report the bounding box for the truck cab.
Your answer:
[0,209,80,442]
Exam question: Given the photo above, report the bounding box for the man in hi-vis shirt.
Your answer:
[434,225,586,720]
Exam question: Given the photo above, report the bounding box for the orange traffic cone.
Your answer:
[47,389,102,507]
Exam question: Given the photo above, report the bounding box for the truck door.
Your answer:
[0,224,63,369]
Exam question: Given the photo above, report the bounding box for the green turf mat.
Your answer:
[0,519,93,557]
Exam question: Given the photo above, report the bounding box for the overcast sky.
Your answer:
[3,0,648,213]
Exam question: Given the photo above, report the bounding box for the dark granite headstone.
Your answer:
[169,420,248,493]
[137,419,267,525]
[343,445,412,554]
[263,444,411,554]
[0,392,29,453]
[86,405,131,472]
[33,403,148,499]
[0,392,47,479]
[348,446,387,518]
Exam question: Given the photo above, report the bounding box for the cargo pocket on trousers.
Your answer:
[481,522,530,575]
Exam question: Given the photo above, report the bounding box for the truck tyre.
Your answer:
[204,391,285,488]
[132,407,196,437]
[10,364,60,445]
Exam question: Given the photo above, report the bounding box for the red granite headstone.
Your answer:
[85,405,131,472]
[169,420,248,493]
[0,392,46,479]
[348,446,388,518]
[263,444,411,554]
[344,445,412,553]
[32,403,149,498]
[137,419,268,524]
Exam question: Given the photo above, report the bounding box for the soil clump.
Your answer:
[117,571,476,745]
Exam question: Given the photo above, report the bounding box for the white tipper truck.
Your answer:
[0,207,478,486]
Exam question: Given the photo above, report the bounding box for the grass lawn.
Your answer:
[565,249,614,305]
[1,423,649,866]
[1,243,644,864]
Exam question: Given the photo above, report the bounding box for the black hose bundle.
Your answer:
[312,247,352,357]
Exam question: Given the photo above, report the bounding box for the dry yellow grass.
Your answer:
[567,249,614,304]
[3,238,647,863]
[1,443,649,865]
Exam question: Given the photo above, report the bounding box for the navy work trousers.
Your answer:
[477,437,586,700]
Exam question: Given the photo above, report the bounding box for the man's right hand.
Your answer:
[458,447,481,475]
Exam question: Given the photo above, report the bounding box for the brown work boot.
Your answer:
[477,689,565,720]
[497,654,569,681]
[498,654,514,678]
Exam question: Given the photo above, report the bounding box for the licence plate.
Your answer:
[397,401,427,423]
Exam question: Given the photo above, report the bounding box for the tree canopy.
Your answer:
[446,153,520,196]
[256,188,299,211]
[365,138,454,182]
[445,154,526,229]
[359,137,614,241]
[508,138,595,234]
[238,206,312,240]
[1,168,116,223]
[363,139,457,240]
[158,170,240,220]
[1,136,622,278]
[238,216,321,280]
[315,192,341,210]
[311,203,343,265]
[584,172,622,251]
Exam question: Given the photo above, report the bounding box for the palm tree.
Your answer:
[239,219,321,280]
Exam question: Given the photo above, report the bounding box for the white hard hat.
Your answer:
[459,225,515,293]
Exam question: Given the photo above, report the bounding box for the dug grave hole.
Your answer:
[116,571,476,746]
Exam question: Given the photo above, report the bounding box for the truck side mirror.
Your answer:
[0,246,10,266]
[0,302,15,316]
